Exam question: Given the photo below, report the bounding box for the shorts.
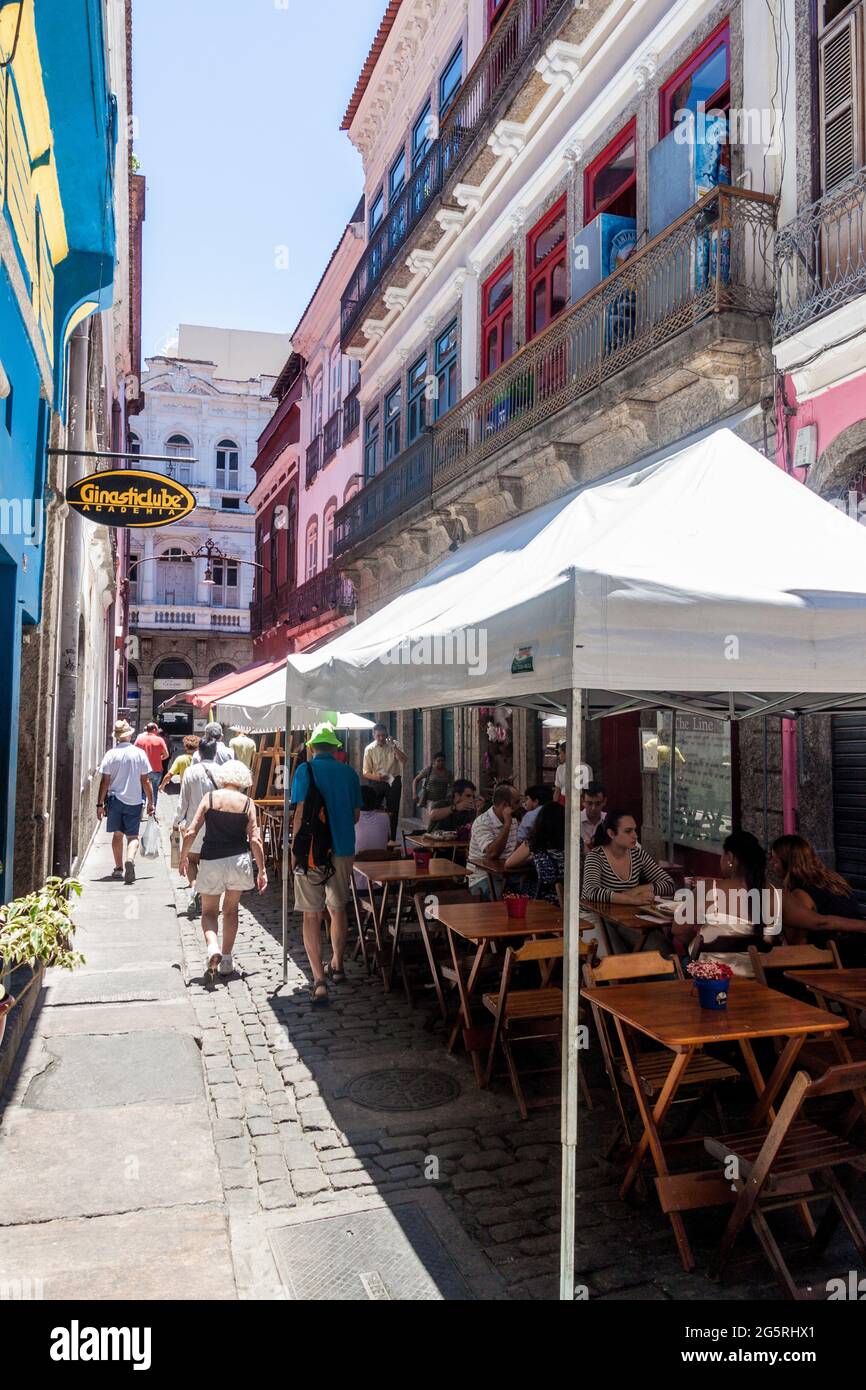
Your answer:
[106,797,144,837]
[293,855,352,914]
[196,852,256,896]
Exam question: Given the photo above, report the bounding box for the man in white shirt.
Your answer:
[554,743,568,805]
[362,721,407,839]
[96,720,155,883]
[193,722,232,765]
[467,786,520,896]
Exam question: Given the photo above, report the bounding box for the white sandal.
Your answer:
[205,940,222,974]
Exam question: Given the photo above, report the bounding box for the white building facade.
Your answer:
[128,325,290,731]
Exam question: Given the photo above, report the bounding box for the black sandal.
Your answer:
[309,980,330,1006]
[324,962,346,984]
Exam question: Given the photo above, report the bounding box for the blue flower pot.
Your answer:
[695,978,731,1011]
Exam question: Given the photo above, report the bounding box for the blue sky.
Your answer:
[134,0,386,358]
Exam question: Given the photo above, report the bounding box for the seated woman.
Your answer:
[686,830,782,977]
[770,834,866,963]
[504,801,565,904]
[353,784,391,887]
[582,812,674,952]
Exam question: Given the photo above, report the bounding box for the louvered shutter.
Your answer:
[819,10,863,193]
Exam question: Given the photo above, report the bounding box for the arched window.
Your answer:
[209,662,236,681]
[165,433,193,484]
[344,479,359,504]
[127,431,141,457]
[311,370,324,438]
[216,439,239,491]
[305,517,318,581]
[270,526,279,593]
[285,490,298,589]
[153,657,194,722]
[156,547,194,606]
[323,498,337,570]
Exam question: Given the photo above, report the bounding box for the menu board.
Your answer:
[656,712,732,853]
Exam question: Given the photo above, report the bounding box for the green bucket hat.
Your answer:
[307,721,342,748]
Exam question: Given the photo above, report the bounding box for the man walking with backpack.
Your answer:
[290,723,361,1005]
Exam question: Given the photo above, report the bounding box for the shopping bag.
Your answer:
[170,830,180,869]
[140,816,160,858]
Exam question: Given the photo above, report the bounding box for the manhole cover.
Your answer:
[269,1203,473,1300]
[346,1067,460,1112]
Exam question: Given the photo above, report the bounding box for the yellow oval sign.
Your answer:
[66,470,196,528]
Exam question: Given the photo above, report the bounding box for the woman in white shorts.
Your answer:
[180,759,267,977]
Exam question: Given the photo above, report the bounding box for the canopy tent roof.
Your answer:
[284,430,866,716]
[160,659,286,712]
[215,667,375,734]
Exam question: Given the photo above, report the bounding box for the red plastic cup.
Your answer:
[504,894,529,920]
[413,849,432,872]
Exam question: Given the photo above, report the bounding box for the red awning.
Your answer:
[159,659,286,712]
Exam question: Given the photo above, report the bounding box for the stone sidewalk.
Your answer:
[3,814,861,1301]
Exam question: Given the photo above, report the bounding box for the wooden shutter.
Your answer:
[819,9,863,193]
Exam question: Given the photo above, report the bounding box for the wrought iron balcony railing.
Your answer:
[340,0,571,344]
[774,166,866,340]
[434,186,775,487]
[343,383,361,440]
[323,409,342,465]
[285,567,356,630]
[305,434,322,487]
[334,433,433,556]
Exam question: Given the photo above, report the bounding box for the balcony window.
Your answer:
[389,148,406,204]
[211,561,238,609]
[527,195,568,340]
[364,408,380,480]
[270,524,279,592]
[129,553,141,601]
[585,123,637,222]
[660,20,730,139]
[128,432,141,458]
[482,256,514,380]
[384,384,402,465]
[285,490,298,585]
[348,357,361,391]
[216,438,239,490]
[157,547,194,605]
[818,1,865,192]
[323,501,336,568]
[311,369,324,438]
[306,518,318,581]
[434,320,458,419]
[488,0,509,31]
[329,345,342,416]
[412,101,433,169]
[369,188,384,234]
[439,42,463,119]
[165,434,193,485]
[407,353,428,442]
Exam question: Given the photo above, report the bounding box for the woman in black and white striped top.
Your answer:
[582,811,674,905]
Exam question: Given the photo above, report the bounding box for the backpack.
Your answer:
[291,761,335,881]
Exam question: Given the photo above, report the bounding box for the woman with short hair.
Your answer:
[180,758,267,978]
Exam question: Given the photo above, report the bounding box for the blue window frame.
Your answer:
[389,148,406,203]
[369,188,384,234]
[412,101,433,169]
[434,321,458,420]
[407,353,428,443]
[364,408,379,480]
[439,43,463,119]
[383,384,401,466]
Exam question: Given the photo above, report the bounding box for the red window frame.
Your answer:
[525,195,568,341]
[481,254,514,381]
[583,120,637,225]
[659,19,730,138]
[487,0,509,33]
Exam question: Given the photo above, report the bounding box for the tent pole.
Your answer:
[559,676,582,1297]
[667,708,677,865]
[282,706,292,986]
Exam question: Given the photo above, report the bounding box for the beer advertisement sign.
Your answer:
[66,470,196,528]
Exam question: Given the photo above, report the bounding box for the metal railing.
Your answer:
[434,186,775,487]
[323,409,342,464]
[340,0,570,343]
[343,384,361,440]
[305,434,322,487]
[285,567,355,629]
[774,166,866,339]
[334,433,433,556]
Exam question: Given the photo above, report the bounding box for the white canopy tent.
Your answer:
[215,665,374,735]
[278,428,866,1299]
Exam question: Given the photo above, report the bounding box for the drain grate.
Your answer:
[346,1067,461,1112]
[269,1203,474,1300]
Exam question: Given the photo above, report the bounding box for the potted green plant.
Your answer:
[0,877,84,1047]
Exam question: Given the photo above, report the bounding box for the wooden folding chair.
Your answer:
[411,888,475,1019]
[748,941,866,1072]
[583,951,741,1157]
[705,1062,866,1299]
[349,849,403,971]
[482,938,590,1120]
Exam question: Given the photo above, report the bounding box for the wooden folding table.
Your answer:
[352,858,469,992]
[580,977,852,1269]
